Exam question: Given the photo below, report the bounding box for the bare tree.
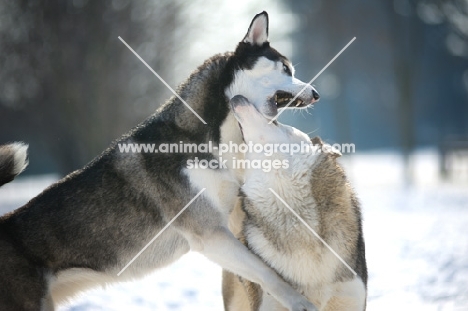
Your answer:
[384,0,428,185]
[0,0,181,174]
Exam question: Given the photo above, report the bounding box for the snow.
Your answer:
[0,151,467,310]
[343,151,468,310]
[60,253,223,311]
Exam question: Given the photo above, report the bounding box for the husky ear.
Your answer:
[243,11,269,46]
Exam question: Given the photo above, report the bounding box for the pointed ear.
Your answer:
[243,11,269,46]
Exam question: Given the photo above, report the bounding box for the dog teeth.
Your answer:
[275,95,302,106]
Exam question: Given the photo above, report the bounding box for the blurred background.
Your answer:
[0,0,467,180]
[0,0,467,310]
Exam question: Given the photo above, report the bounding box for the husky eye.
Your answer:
[282,63,292,76]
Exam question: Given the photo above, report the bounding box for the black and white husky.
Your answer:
[0,12,320,311]
[223,96,367,311]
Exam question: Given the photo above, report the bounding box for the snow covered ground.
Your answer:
[0,151,467,310]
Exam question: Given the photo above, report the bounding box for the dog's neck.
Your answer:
[241,150,319,219]
[218,112,245,182]
[243,148,320,186]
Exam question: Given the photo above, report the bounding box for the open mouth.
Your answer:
[273,91,309,108]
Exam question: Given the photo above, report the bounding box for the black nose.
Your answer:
[312,89,320,100]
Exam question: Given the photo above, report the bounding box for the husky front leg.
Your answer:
[197,227,318,311]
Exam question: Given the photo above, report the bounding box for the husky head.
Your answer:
[230,94,343,170]
[226,11,319,119]
[229,95,311,147]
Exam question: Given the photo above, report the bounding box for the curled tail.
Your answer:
[0,143,28,187]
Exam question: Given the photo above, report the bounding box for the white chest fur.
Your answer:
[183,112,244,217]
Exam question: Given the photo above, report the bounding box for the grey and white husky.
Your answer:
[222,96,367,311]
[0,12,320,311]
